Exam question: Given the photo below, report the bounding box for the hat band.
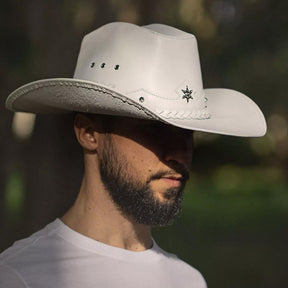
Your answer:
[156,109,211,120]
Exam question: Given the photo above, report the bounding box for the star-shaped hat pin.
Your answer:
[182,85,193,103]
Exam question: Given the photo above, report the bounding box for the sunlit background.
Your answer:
[1,0,287,287]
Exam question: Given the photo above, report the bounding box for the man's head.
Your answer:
[74,113,193,226]
[5,22,267,230]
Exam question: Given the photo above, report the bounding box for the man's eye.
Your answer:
[146,123,166,134]
[149,123,162,129]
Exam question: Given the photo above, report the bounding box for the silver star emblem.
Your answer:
[182,86,193,103]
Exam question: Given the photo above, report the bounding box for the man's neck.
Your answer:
[61,174,153,251]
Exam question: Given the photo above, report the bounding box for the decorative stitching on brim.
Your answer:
[156,109,211,120]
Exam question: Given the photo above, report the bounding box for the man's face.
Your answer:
[99,117,193,227]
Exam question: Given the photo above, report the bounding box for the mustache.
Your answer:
[148,163,190,183]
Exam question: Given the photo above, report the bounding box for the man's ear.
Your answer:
[74,114,99,152]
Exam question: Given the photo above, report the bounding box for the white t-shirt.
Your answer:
[0,219,207,288]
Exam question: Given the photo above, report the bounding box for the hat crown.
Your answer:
[73,22,207,116]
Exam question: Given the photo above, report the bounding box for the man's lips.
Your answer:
[149,168,189,186]
[160,175,185,187]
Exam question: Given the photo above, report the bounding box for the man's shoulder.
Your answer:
[0,219,62,288]
[0,262,28,288]
[153,243,207,287]
[0,219,61,263]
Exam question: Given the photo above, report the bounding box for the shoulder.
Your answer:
[0,219,62,287]
[0,262,28,288]
[0,219,62,263]
[152,242,207,288]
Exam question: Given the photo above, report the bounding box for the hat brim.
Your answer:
[6,78,266,137]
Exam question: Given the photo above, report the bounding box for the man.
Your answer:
[0,22,266,287]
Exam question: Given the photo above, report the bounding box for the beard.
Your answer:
[99,135,188,227]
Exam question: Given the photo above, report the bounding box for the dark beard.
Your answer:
[99,135,186,227]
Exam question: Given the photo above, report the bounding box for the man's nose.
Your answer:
[162,134,193,169]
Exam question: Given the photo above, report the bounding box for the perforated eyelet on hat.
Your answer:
[139,97,145,103]
[101,63,106,68]
[114,65,120,70]
[90,62,95,68]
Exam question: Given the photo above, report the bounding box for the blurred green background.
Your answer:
[1,0,287,287]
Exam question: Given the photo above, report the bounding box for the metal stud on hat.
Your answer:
[182,86,193,103]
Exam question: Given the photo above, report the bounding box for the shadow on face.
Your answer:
[80,114,194,178]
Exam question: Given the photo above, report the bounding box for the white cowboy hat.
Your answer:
[6,22,266,137]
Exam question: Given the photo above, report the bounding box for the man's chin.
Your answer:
[163,187,184,201]
[151,181,185,199]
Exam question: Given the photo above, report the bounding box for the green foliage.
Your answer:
[4,170,25,218]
